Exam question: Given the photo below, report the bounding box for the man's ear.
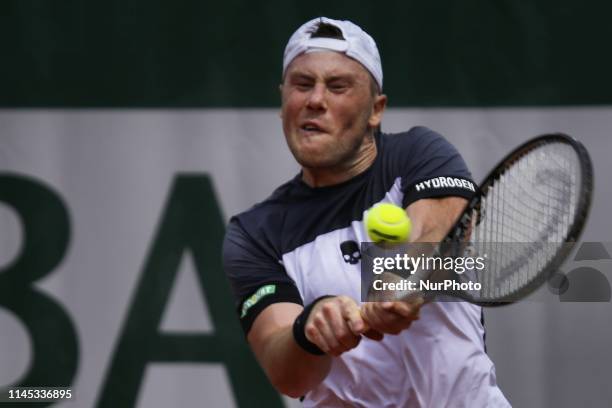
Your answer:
[369,93,387,128]
[278,84,283,118]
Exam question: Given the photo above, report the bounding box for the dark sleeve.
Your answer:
[391,127,476,208]
[222,218,303,335]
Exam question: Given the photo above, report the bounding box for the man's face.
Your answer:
[280,51,385,169]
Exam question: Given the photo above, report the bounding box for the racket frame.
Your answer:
[422,134,593,306]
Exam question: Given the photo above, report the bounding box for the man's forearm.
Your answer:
[408,196,468,244]
[256,325,332,398]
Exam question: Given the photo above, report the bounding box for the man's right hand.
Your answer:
[305,295,383,356]
[360,297,424,335]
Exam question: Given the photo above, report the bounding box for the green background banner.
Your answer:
[1,0,611,107]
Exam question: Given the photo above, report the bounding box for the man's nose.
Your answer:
[306,84,327,110]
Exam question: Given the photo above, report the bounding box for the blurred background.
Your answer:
[1,1,611,407]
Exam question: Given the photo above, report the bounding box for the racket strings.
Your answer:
[472,142,581,300]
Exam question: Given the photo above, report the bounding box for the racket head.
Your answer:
[443,133,594,306]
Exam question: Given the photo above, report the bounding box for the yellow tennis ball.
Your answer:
[365,203,412,243]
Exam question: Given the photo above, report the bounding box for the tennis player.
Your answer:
[223,17,510,407]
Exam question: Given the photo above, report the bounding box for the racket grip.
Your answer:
[358,307,384,340]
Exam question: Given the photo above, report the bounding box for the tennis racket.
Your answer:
[368,133,594,306]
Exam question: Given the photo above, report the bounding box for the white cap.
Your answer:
[283,17,383,91]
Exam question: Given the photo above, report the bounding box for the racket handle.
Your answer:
[357,308,384,340]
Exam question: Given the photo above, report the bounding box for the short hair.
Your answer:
[308,21,344,39]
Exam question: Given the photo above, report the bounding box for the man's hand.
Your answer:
[305,295,383,356]
[360,297,424,335]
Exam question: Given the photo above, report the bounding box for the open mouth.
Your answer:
[301,123,324,134]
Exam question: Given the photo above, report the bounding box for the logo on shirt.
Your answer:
[340,240,361,264]
[240,284,276,318]
[414,177,475,192]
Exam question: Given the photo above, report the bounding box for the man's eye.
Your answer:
[329,83,348,92]
[295,82,312,90]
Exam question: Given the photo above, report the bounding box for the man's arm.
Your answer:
[361,196,467,333]
[224,219,374,397]
[247,296,370,398]
[407,196,467,243]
